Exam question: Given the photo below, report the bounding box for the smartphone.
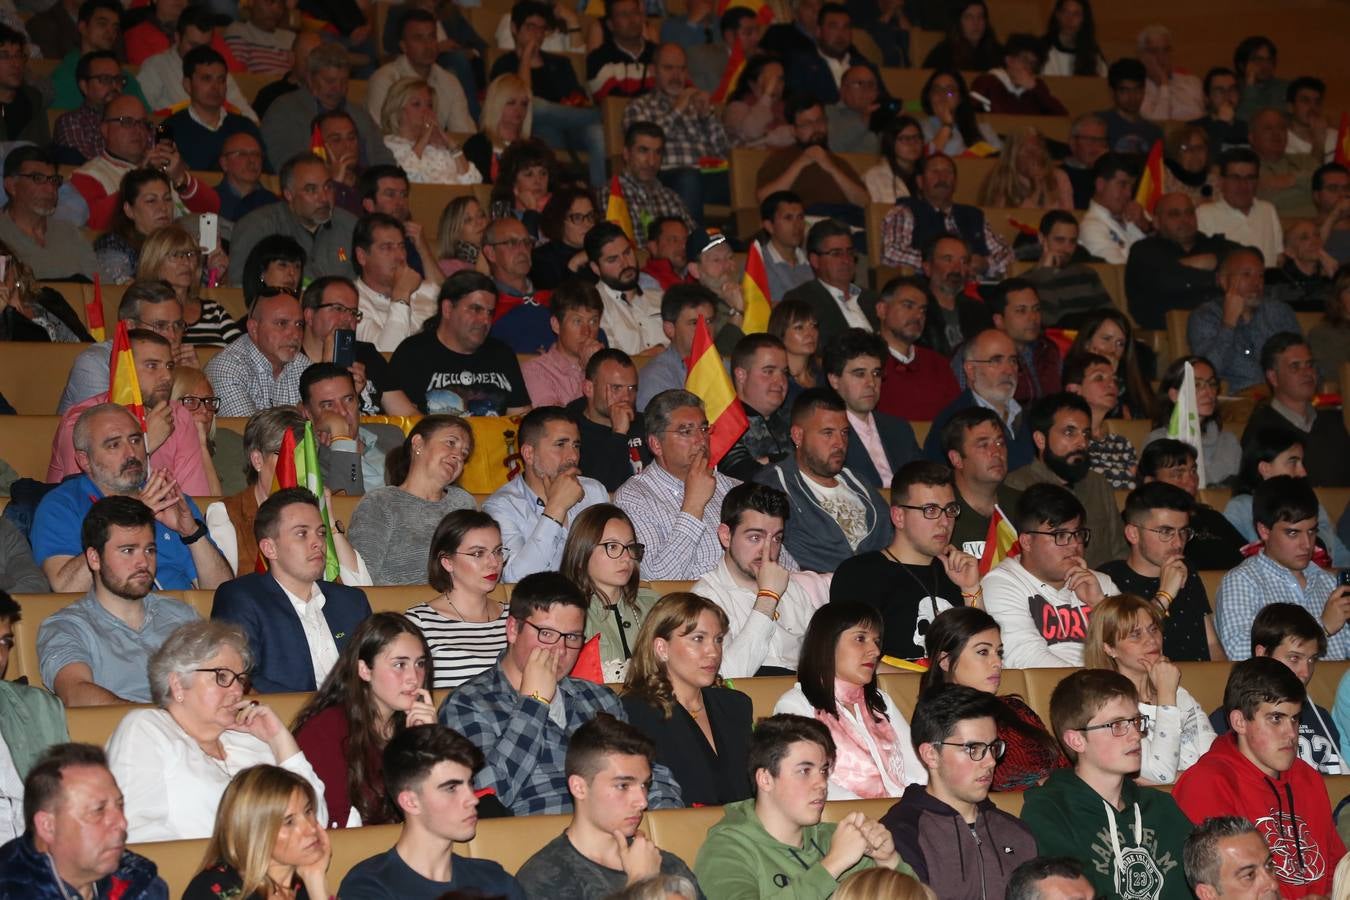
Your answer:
[332,328,356,370]
[198,213,218,253]
[155,121,173,145]
[1339,569,1350,587]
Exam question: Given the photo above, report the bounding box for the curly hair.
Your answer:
[622,592,729,717]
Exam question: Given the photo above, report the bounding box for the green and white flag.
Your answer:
[1167,360,1208,488]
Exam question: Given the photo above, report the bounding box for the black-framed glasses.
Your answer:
[1077,715,1150,737]
[10,172,63,187]
[565,211,597,224]
[598,540,645,560]
[313,302,363,321]
[195,667,252,690]
[895,502,961,520]
[103,115,152,129]
[1140,525,1195,543]
[937,739,1006,761]
[455,547,509,562]
[520,619,587,648]
[1024,528,1092,547]
[178,395,220,412]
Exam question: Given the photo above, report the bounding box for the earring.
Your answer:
[658,654,668,663]
[175,694,183,702]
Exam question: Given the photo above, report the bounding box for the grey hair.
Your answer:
[241,406,305,485]
[72,402,135,455]
[278,152,327,194]
[148,620,253,707]
[1184,816,1260,890]
[1069,113,1107,138]
[605,874,700,900]
[1136,24,1171,50]
[643,389,704,438]
[305,41,349,77]
[116,279,179,322]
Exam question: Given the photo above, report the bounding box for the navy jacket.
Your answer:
[0,833,167,900]
[211,573,371,693]
[786,47,883,106]
[844,411,921,488]
[754,456,892,572]
[923,388,1036,471]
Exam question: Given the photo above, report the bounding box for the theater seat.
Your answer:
[465,810,570,873]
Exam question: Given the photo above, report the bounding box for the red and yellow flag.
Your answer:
[268,421,342,581]
[741,239,772,333]
[309,123,327,162]
[685,314,748,465]
[605,174,635,242]
[1135,139,1165,214]
[711,37,746,104]
[1335,112,1350,167]
[569,635,604,683]
[109,320,145,429]
[977,504,1019,576]
[86,274,106,342]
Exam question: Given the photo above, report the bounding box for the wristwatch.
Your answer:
[181,518,209,545]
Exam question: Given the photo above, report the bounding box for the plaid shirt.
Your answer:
[53,105,105,163]
[1216,552,1350,661]
[203,336,311,417]
[880,202,1014,275]
[598,171,696,237]
[621,92,729,169]
[437,661,684,815]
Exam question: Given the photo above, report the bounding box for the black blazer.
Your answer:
[622,686,753,807]
[844,411,921,488]
[781,279,880,346]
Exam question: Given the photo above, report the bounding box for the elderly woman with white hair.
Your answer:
[105,620,328,843]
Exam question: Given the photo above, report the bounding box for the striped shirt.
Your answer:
[184,298,242,346]
[405,602,509,689]
[222,22,294,76]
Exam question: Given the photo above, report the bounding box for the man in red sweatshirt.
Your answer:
[1173,657,1346,898]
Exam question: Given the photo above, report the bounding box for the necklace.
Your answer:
[679,694,705,719]
[438,591,497,623]
[884,549,944,631]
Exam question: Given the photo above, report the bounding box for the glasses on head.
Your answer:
[195,667,252,690]
[168,249,201,261]
[178,395,220,412]
[520,619,587,648]
[937,739,1006,761]
[895,502,961,520]
[599,540,645,560]
[313,301,364,322]
[136,317,187,334]
[1077,715,1151,737]
[663,423,711,439]
[1024,527,1092,547]
[11,172,63,187]
[1141,525,1195,543]
[104,115,152,129]
[454,547,510,562]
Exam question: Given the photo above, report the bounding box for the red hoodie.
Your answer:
[1173,732,1345,898]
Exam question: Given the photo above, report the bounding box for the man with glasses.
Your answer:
[983,483,1117,668]
[0,145,98,280]
[833,461,980,661]
[1059,114,1110,210]
[1023,669,1196,899]
[882,685,1037,898]
[924,328,1035,470]
[1311,163,1350,265]
[1102,482,1223,662]
[300,275,408,416]
[485,216,555,353]
[826,65,882,154]
[783,218,877,346]
[0,26,47,146]
[881,154,1014,277]
[1125,192,1240,330]
[1243,332,1350,487]
[484,407,608,582]
[211,487,371,694]
[952,279,1061,404]
[438,571,683,815]
[351,211,437,353]
[37,496,200,707]
[52,14,149,158]
[1197,148,1284,266]
[1136,26,1203,122]
[215,132,279,223]
[756,96,870,227]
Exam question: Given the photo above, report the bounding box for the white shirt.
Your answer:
[981,556,1118,669]
[137,47,259,122]
[597,281,666,355]
[107,708,327,842]
[819,49,850,88]
[1079,199,1147,265]
[1141,72,1204,122]
[1196,195,1284,266]
[356,276,439,352]
[1287,128,1337,162]
[693,558,822,677]
[0,733,23,841]
[366,55,475,134]
[280,580,340,687]
[821,280,872,331]
[1137,686,1216,784]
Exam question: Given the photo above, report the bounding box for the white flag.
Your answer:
[1167,360,1208,487]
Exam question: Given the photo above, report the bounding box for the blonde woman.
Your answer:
[435,195,491,277]
[976,128,1073,209]
[135,225,237,346]
[1084,594,1215,784]
[834,867,937,900]
[380,77,482,186]
[170,366,225,496]
[462,73,532,184]
[182,765,332,900]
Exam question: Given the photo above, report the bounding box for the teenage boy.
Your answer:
[516,715,702,898]
[1020,669,1195,900]
[881,685,1038,897]
[1207,604,1345,775]
[339,725,526,899]
[1174,657,1347,898]
[694,715,913,899]
[1100,481,1224,662]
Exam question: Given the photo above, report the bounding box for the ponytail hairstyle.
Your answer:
[385,414,474,487]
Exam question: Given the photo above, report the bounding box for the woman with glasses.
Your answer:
[171,366,228,496]
[921,608,1068,791]
[561,504,661,682]
[95,167,175,286]
[348,415,477,585]
[405,508,509,689]
[774,602,926,799]
[530,185,598,290]
[1066,309,1157,422]
[918,69,1002,157]
[291,614,438,828]
[136,224,237,346]
[1146,355,1240,487]
[1063,352,1137,490]
[106,620,328,842]
[621,592,753,806]
[862,115,925,204]
[1163,124,1217,204]
[380,77,483,186]
[1084,594,1215,784]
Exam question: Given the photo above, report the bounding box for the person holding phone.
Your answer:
[292,613,439,829]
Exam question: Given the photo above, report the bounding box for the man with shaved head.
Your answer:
[924,329,1036,469]
[1187,247,1300,391]
[1125,192,1242,328]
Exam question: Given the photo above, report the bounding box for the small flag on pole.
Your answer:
[1135,139,1165,214]
[977,505,1019,576]
[605,174,635,242]
[86,274,106,341]
[741,240,772,333]
[1167,360,1208,488]
[309,124,327,162]
[109,320,145,430]
[684,314,748,465]
[270,422,341,581]
[710,37,746,104]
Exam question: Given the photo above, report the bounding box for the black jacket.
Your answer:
[622,687,754,807]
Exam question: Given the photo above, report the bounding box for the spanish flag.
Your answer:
[977,504,1019,576]
[741,239,772,333]
[569,635,604,683]
[685,314,748,465]
[309,123,326,162]
[605,174,635,242]
[711,37,746,104]
[109,320,145,430]
[717,0,774,25]
[1335,112,1350,167]
[86,274,106,342]
[269,422,341,581]
[1135,139,1165,214]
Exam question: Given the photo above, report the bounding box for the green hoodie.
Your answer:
[693,798,914,900]
[1021,768,1194,900]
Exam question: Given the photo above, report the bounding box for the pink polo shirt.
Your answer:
[47,394,211,495]
[521,345,586,408]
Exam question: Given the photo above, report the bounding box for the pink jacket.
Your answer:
[48,393,211,496]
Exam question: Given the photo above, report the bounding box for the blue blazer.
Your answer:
[211,573,371,693]
[844,411,921,489]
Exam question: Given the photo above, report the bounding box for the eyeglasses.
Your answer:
[937,739,1006,761]
[84,74,127,87]
[1195,377,1220,390]
[168,249,201,261]
[489,237,534,249]
[968,355,1016,367]
[195,667,252,690]
[520,619,587,648]
[598,540,645,560]
[454,547,510,562]
[816,247,856,259]
[1077,715,1151,737]
[1140,525,1195,543]
[135,317,187,334]
[895,502,961,520]
[10,172,63,187]
[103,115,152,129]
[313,302,364,321]
[178,395,220,412]
[1024,528,1092,547]
[662,423,711,439]
[565,211,597,224]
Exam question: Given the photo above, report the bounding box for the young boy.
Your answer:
[881,684,1038,897]
[694,714,912,899]
[1174,657,1346,898]
[515,714,702,898]
[1020,669,1195,900]
[1207,603,1345,774]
